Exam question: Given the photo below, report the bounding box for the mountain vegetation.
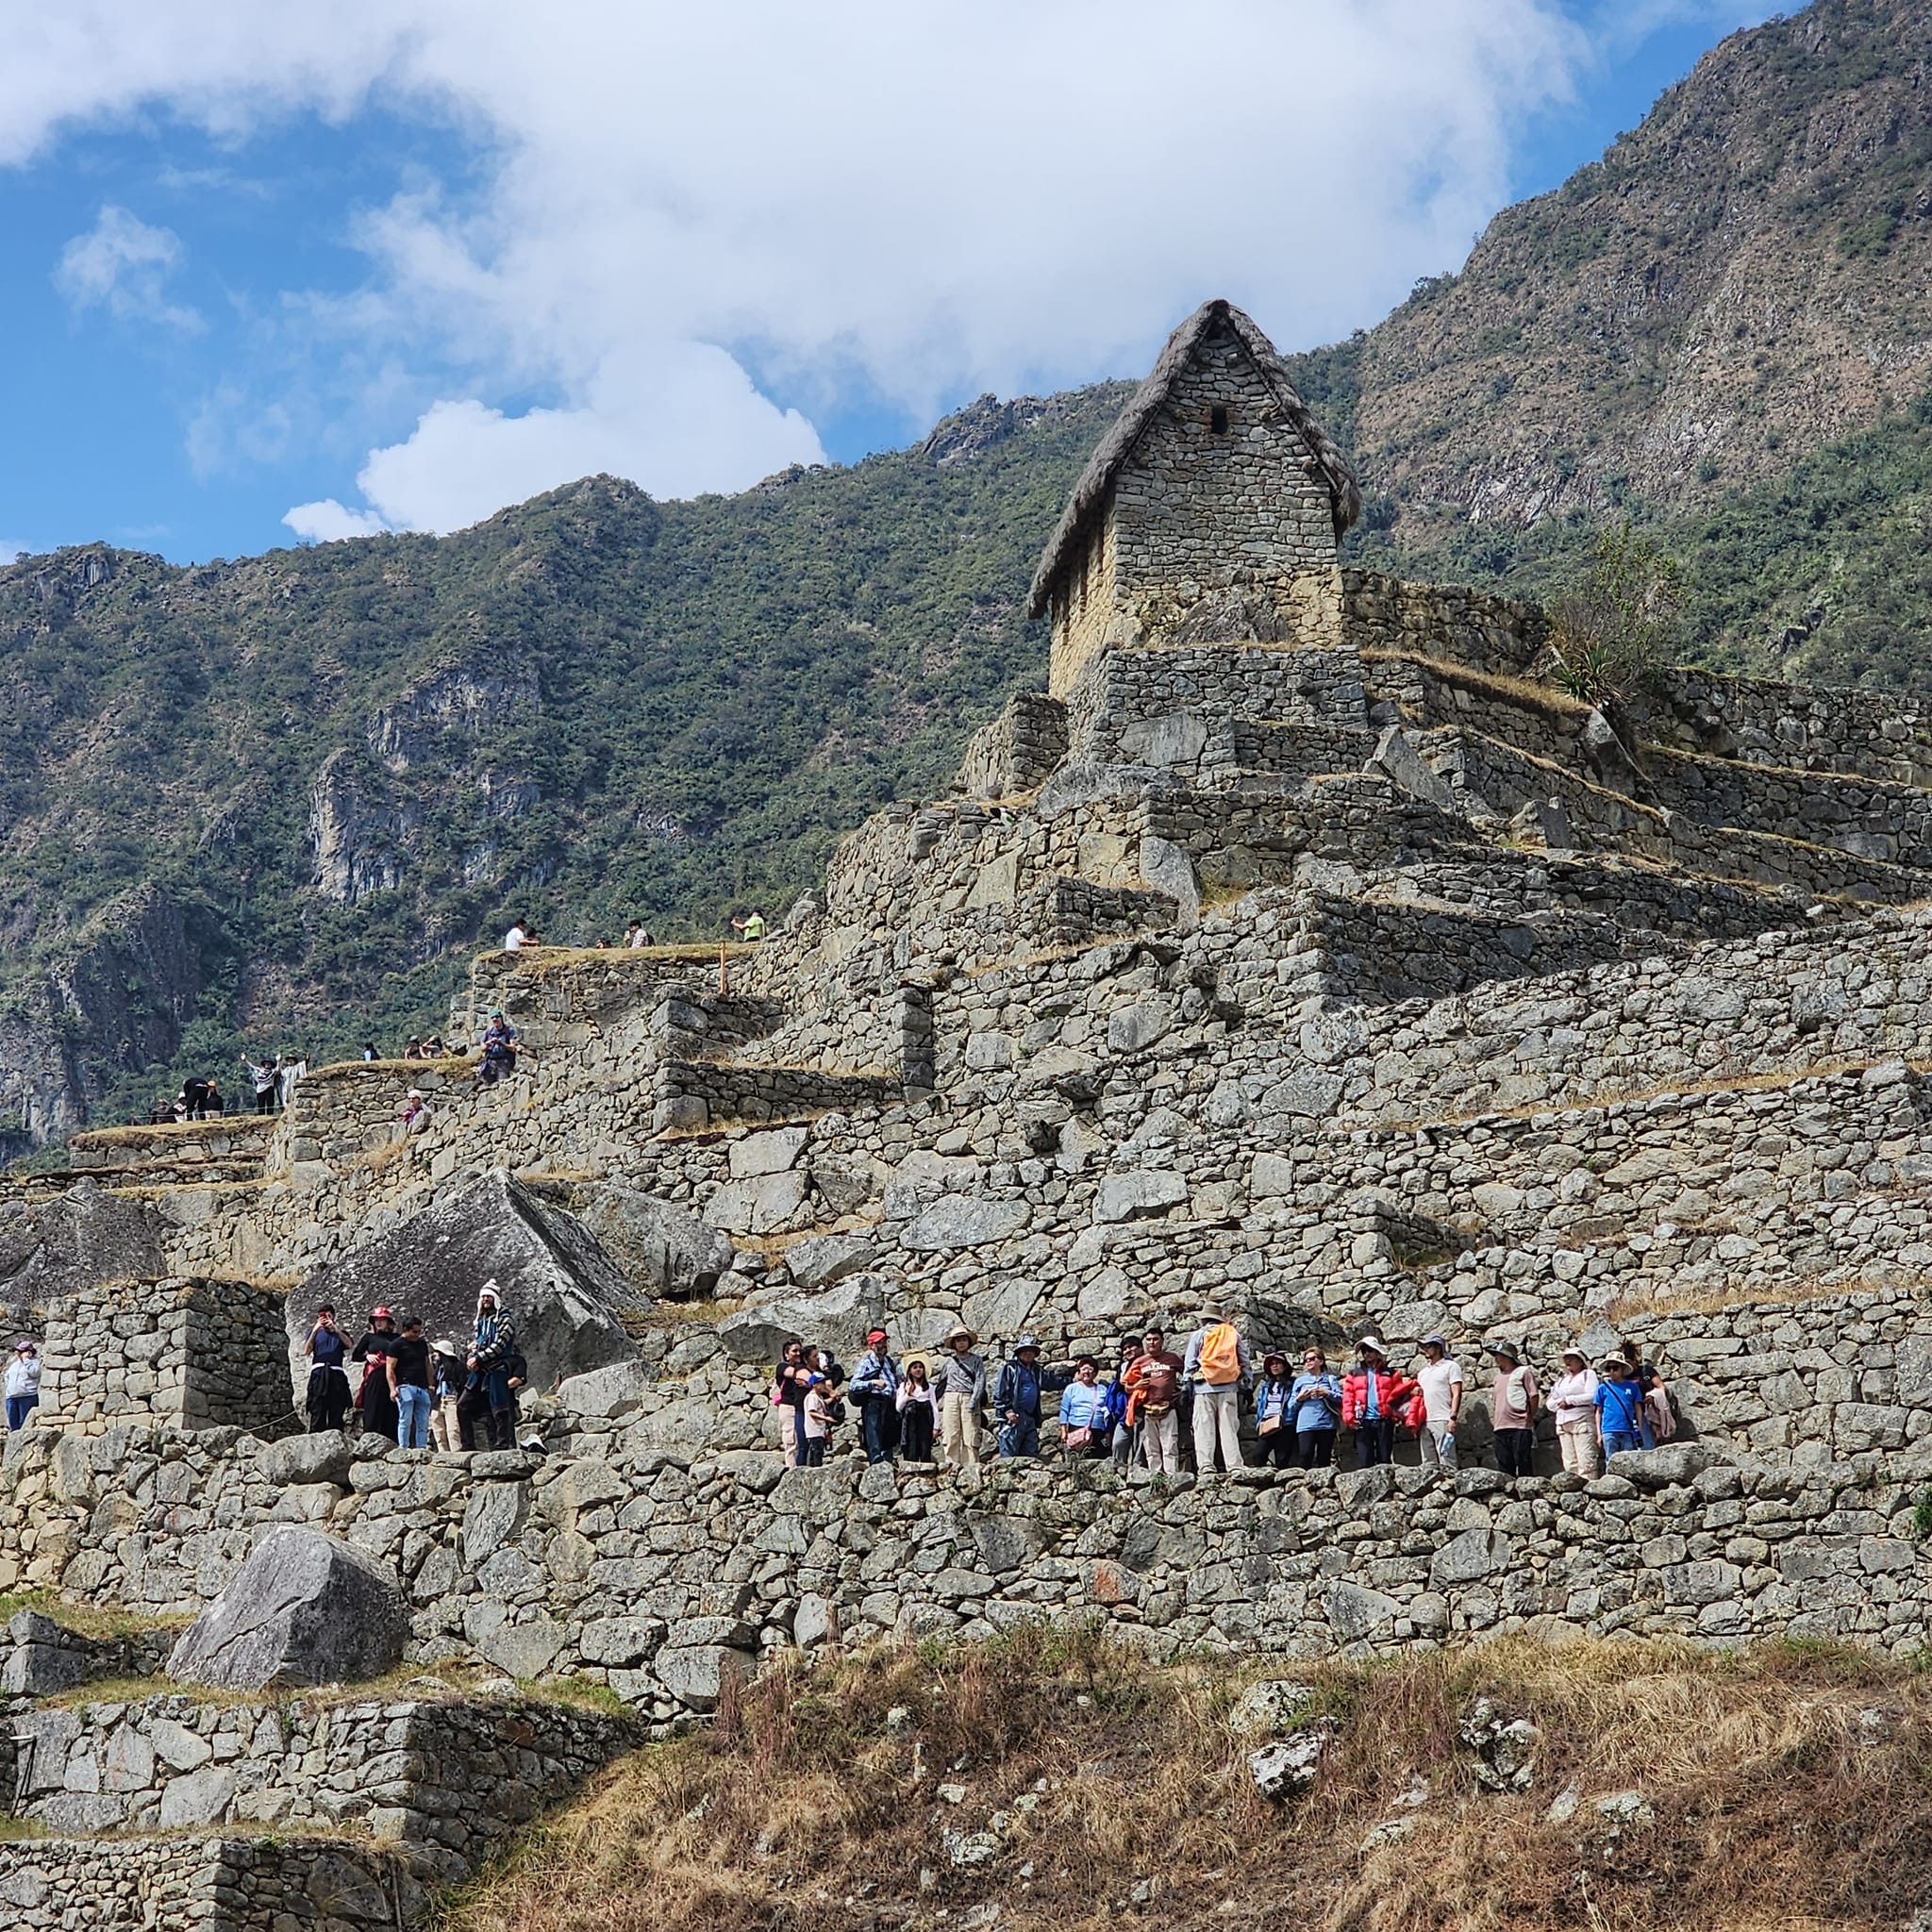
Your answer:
[10,0,1932,1147]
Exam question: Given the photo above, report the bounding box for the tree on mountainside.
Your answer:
[1547,522,1688,706]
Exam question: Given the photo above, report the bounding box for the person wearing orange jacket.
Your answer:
[1340,1335,1417,1469]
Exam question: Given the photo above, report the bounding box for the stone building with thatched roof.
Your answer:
[1026,297,1361,697]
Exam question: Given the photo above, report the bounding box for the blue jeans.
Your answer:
[5,1393,36,1432]
[860,1397,899,1463]
[1602,1429,1642,1458]
[999,1415,1041,1458]
[395,1384,431,1449]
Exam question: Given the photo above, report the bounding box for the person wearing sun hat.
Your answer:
[1341,1335,1414,1469]
[936,1324,987,1473]
[1549,1344,1601,1477]
[1253,1349,1299,1469]
[350,1305,401,1445]
[1488,1340,1541,1478]
[1413,1334,1464,1473]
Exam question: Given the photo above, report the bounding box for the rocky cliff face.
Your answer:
[1348,0,1932,530]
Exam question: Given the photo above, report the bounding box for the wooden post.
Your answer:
[719,943,728,995]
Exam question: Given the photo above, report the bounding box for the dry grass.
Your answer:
[444,1629,1932,1932]
[1359,648,1593,724]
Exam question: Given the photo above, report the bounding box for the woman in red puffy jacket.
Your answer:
[1340,1336,1418,1468]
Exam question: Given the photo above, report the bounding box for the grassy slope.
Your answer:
[451,1629,1932,1932]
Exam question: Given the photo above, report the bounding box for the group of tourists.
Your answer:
[774,1317,1674,1478]
[302,1285,526,1450]
[146,1051,306,1125]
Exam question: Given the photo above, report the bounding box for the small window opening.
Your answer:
[1209,405,1229,435]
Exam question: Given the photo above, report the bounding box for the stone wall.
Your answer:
[4,1689,627,1884]
[39,1277,291,1435]
[70,1116,275,1175]
[267,1059,466,1183]
[1651,666,1932,782]
[1047,503,1117,700]
[955,691,1069,801]
[3,1429,1929,1702]
[0,1833,421,1932]
[1342,572,1547,676]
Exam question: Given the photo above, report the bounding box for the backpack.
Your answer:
[1198,1323,1241,1386]
[508,1350,528,1387]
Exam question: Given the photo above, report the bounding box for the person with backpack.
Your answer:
[995,1337,1066,1459]
[1253,1351,1299,1468]
[1488,1341,1540,1478]
[1289,1347,1343,1467]
[1124,1325,1185,1473]
[1184,1304,1251,1473]
[1620,1338,1674,1448]
[1341,1336,1414,1469]
[848,1327,902,1464]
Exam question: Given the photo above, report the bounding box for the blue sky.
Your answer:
[0,2,1776,566]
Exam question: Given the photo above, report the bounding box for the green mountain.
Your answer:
[12,0,1932,1150]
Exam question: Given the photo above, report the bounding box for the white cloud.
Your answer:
[10,1,1613,526]
[282,499,390,543]
[0,540,28,563]
[54,204,202,332]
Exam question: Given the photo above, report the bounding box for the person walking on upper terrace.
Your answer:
[303,1303,351,1433]
[1342,1337,1412,1469]
[937,1324,987,1473]
[1124,1325,1184,1474]
[4,1340,42,1432]
[730,908,767,942]
[849,1327,902,1464]
[1289,1347,1342,1468]
[996,1336,1066,1459]
[1414,1335,1464,1473]
[1185,1305,1250,1473]
[1550,1346,1600,1477]
[1489,1341,1540,1479]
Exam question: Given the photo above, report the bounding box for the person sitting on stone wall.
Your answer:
[1124,1326,1185,1474]
[425,1034,446,1058]
[895,1356,941,1461]
[4,1340,42,1432]
[848,1327,902,1464]
[937,1324,987,1473]
[1341,1337,1412,1469]
[1057,1357,1110,1457]
[1184,1304,1252,1473]
[1595,1356,1646,1461]
[1289,1348,1343,1467]
[995,1336,1067,1458]
[459,1284,519,1451]
[1107,1336,1141,1470]
[302,1304,351,1433]
[351,1306,401,1444]
[1550,1346,1601,1478]
[148,1096,175,1124]
[1253,1351,1298,1468]
[477,1011,520,1085]
[403,1038,425,1059]
[399,1088,428,1133]
[1488,1341,1540,1479]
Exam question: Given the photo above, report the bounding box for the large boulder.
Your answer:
[0,1183,166,1324]
[289,1172,640,1398]
[168,1525,407,1690]
[569,1183,735,1300]
[716,1274,888,1365]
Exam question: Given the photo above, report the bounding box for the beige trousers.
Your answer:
[941,1391,981,1471]
[1141,1407,1182,1473]
[1191,1382,1244,1472]
[1557,1423,1599,1478]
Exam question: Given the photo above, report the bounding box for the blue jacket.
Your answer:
[995,1357,1067,1422]
[1058,1382,1110,1430]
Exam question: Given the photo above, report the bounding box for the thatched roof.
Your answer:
[1024,298,1362,619]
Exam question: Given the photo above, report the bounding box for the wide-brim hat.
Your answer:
[1262,1350,1290,1369]
[944,1324,975,1346]
[1490,1341,1523,1362]
[371,1306,392,1320]
[1357,1334,1390,1357]
[1422,1334,1448,1350]
[1560,1345,1588,1363]
[1597,1355,1628,1373]
[1014,1334,1041,1352]
[432,1340,462,1357]
[903,1351,932,1376]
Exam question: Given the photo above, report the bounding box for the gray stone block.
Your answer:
[167,1525,407,1690]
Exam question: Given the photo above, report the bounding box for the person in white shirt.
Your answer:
[4,1341,42,1431]
[503,920,528,952]
[1549,1345,1601,1477]
[1414,1334,1464,1471]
